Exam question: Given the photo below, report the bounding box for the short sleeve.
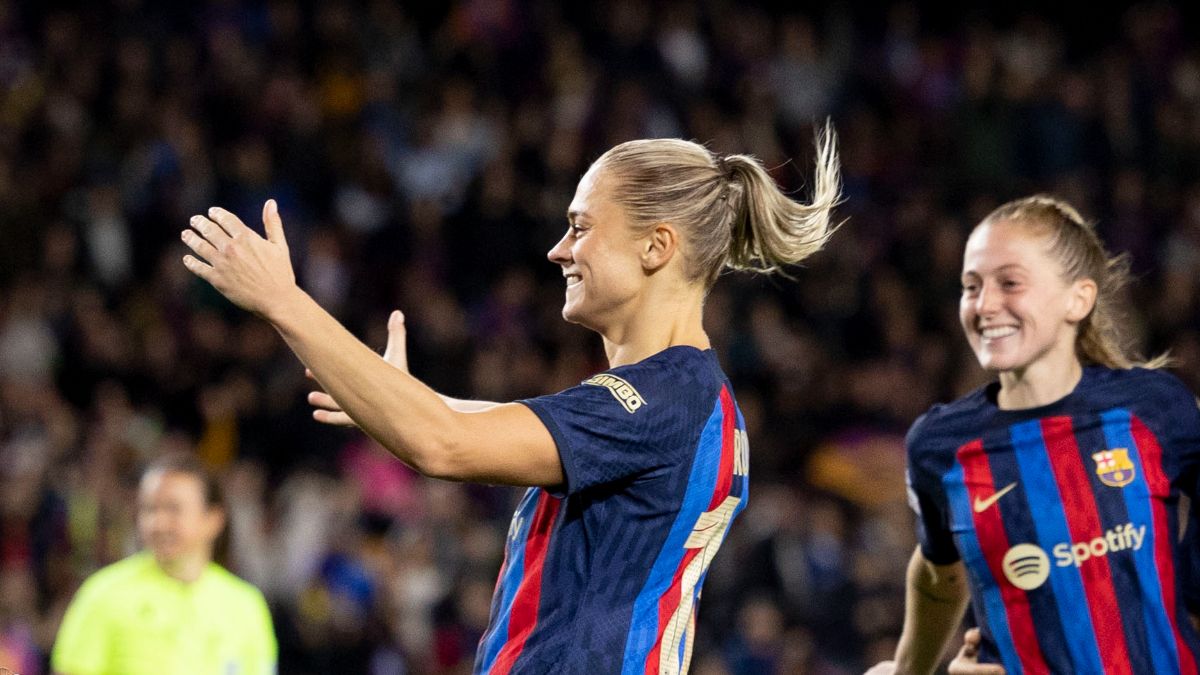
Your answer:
[243,589,278,675]
[1161,373,1200,492]
[907,411,961,565]
[52,576,114,675]
[520,353,718,496]
[1161,373,1200,611]
[1180,505,1200,614]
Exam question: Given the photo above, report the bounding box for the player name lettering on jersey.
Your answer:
[582,374,646,413]
[1052,522,1145,568]
[733,429,748,476]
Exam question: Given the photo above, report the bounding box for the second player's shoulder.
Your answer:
[907,385,994,459]
[1084,366,1196,411]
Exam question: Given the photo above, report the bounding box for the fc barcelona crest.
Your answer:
[1092,448,1135,487]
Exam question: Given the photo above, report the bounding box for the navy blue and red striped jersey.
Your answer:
[907,366,1200,674]
[474,346,749,674]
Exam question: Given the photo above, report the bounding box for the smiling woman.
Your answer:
[868,196,1200,675]
[179,126,840,674]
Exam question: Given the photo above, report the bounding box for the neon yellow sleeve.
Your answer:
[245,590,278,675]
[51,577,114,675]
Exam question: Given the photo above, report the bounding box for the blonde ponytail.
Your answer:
[723,123,842,277]
[595,122,842,287]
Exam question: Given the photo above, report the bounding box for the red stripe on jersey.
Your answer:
[1131,415,1199,675]
[957,439,1051,675]
[489,490,560,675]
[1040,417,1132,675]
[645,386,739,673]
[709,387,737,509]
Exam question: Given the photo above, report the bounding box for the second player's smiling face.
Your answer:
[548,162,648,332]
[959,219,1092,375]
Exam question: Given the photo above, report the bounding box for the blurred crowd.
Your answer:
[2,1,1200,673]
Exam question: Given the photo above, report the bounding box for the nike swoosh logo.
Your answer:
[973,482,1018,513]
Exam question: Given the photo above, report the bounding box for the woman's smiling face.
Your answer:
[547,162,648,332]
[959,220,1093,374]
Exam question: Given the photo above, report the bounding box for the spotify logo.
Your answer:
[1002,544,1050,590]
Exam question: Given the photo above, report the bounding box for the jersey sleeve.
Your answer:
[1157,372,1200,611]
[907,409,961,565]
[520,355,717,496]
[51,576,115,675]
[1161,372,1200,490]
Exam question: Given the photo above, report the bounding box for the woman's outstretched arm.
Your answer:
[181,201,562,486]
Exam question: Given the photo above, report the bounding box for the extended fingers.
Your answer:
[182,254,215,281]
[307,390,342,410]
[382,310,409,370]
[189,214,232,250]
[313,408,356,427]
[181,228,219,263]
[207,206,254,238]
[262,199,288,246]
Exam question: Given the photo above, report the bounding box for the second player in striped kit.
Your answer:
[876,196,1200,674]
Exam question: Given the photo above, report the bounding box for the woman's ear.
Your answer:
[205,505,227,541]
[1067,277,1098,323]
[642,222,679,272]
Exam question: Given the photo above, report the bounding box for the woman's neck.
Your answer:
[601,284,710,367]
[155,551,211,584]
[997,353,1084,410]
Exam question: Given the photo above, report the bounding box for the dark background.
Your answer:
[2,1,1199,673]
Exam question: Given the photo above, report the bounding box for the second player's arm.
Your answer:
[893,546,971,675]
[305,311,502,418]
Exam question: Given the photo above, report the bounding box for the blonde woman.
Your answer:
[180,130,840,673]
[873,196,1200,674]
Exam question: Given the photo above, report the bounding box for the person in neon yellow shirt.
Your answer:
[52,454,277,675]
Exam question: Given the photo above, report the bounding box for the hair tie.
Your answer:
[715,155,735,180]
[715,155,735,201]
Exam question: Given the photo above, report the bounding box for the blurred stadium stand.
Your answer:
[1,1,1199,673]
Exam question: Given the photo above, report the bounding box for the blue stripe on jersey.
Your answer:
[478,489,539,672]
[943,461,1023,674]
[1101,408,1182,675]
[984,432,1072,670]
[1009,420,1105,673]
[620,396,725,674]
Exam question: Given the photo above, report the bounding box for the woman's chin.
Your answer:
[975,350,1023,373]
[149,547,182,565]
[560,299,591,325]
